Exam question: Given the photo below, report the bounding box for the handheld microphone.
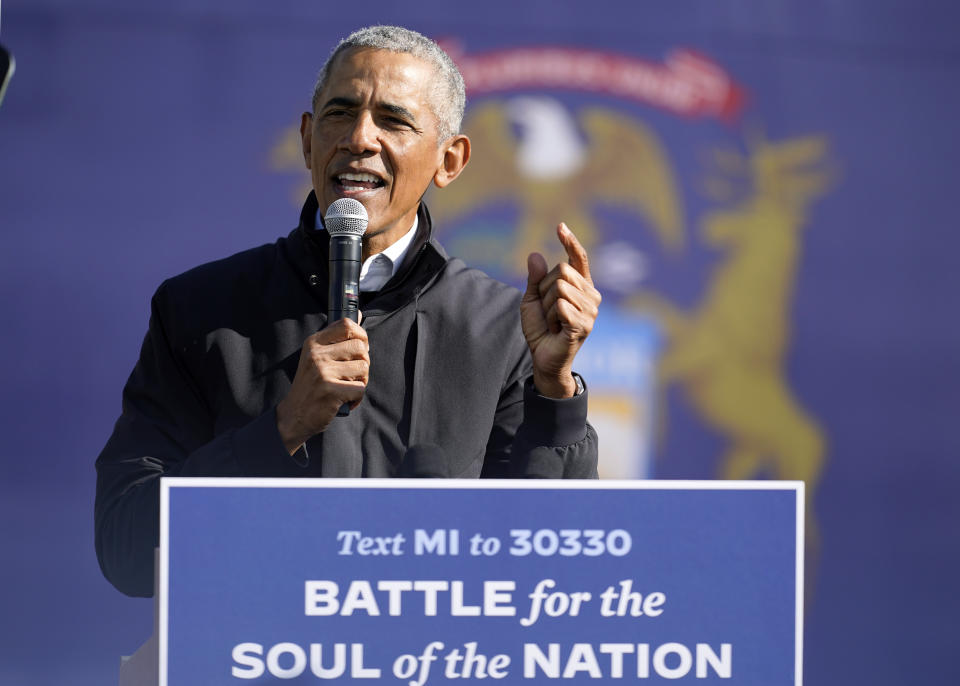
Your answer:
[0,45,14,109]
[324,198,368,417]
[325,198,368,323]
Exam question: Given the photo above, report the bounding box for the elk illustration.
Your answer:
[630,134,834,566]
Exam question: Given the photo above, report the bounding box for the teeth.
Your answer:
[339,172,381,184]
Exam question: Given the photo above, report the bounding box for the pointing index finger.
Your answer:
[557,222,593,285]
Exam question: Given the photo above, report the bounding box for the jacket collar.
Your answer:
[297,191,446,257]
[291,192,450,317]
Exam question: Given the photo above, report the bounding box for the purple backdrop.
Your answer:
[1,1,959,684]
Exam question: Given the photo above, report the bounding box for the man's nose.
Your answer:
[340,111,381,155]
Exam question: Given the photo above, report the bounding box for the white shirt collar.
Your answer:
[359,214,419,292]
[317,207,420,292]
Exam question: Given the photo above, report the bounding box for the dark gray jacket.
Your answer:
[95,194,598,597]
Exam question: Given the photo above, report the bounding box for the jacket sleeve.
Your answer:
[94,284,294,597]
[481,341,599,479]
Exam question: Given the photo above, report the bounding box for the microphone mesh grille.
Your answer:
[325,198,368,236]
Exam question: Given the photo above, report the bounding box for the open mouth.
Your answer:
[333,172,386,194]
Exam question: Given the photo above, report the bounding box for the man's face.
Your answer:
[302,48,447,242]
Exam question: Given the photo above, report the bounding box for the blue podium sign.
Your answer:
[159,479,803,685]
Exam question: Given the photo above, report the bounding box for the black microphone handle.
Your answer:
[328,233,362,416]
[328,234,362,323]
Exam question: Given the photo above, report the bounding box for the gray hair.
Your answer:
[311,25,466,142]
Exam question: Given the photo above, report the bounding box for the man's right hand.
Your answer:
[276,318,370,455]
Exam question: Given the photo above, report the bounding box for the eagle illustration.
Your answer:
[427,96,685,281]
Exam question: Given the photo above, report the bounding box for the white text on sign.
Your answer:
[335,528,632,557]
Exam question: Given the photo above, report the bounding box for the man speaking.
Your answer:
[95,26,601,597]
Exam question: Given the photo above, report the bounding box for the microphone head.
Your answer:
[324,198,368,237]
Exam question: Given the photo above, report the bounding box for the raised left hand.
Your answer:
[520,223,601,398]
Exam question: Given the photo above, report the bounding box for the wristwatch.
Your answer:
[572,372,585,396]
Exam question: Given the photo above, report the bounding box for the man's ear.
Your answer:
[299,111,313,170]
[433,134,471,188]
